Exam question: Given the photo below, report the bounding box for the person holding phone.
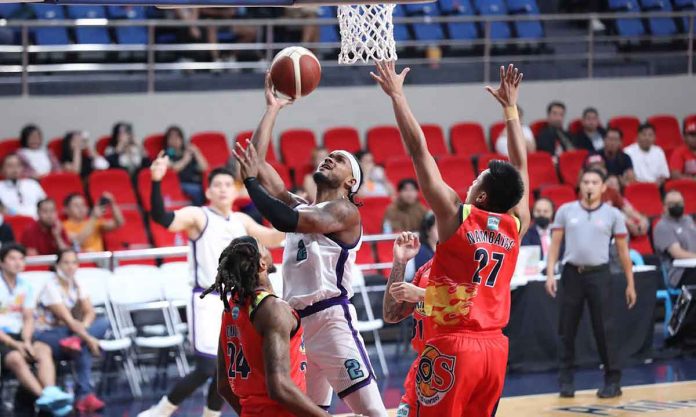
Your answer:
[163,126,209,206]
[62,193,124,252]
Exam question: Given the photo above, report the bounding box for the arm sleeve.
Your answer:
[150,181,175,228]
[551,204,567,230]
[612,207,628,237]
[244,177,299,233]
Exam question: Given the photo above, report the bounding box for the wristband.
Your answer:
[504,106,519,121]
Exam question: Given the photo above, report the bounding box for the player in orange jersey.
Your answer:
[202,236,330,417]
[382,231,434,417]
[373,62,530,417]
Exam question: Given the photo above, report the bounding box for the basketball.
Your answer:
[269,46,321,100]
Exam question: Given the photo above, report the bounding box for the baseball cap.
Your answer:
[685,122,696,135]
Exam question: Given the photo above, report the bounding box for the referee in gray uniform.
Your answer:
[545,168,637,399]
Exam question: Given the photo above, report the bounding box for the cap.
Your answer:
[685,122,696,135]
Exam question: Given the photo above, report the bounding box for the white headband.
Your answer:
[334,150,362,194]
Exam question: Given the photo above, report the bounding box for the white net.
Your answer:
[337,4,397,64]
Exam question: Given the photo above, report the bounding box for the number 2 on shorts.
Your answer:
[345,359,365,381]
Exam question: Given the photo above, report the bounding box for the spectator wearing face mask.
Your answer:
[522,198,559,260]
[653,190,696,288]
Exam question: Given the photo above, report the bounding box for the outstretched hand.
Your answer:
[232,139,260,179]
[393,231,420,264]
[370,60,410,98]
[485,64,523,108]
[265,71,294,109]
[150,151,169,182]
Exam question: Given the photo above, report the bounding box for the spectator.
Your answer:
[21,199,70,256]
[284,7,320,45]
[495,106,536,156]
[180,8,259,64]
[62,193,124,253]
[573,107,606,152]
[383,178,428,233]
[0,204,15,246]
[537,101,575,157]
[653,190,696,288]
[35,249,108,413]
[597,128,635,187]
[0,243,74,416]
[17,124,60,179]
[522,197,556,260]
[0,154,47,218]
[60,131,108,179]
[669,122,696,180]
[302,147,329,202]
[413,210,435,268]
[105,122,150,175]
[356,150,394,198]
[624,123,669,184]
[164,126,209,206]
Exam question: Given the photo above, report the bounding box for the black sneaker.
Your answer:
[560,383,575,398]
[597,383,622,398]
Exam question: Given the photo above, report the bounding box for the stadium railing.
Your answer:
[0,11,693,95]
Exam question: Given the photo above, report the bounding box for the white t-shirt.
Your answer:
[36,275,86,330]
[0,179,47,218]
[0,275,35,335]
[18,148,53,177]
[624,143,670,183]
[495,125,535,156]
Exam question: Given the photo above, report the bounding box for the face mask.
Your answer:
[668,204,685,219]
[534,216,551,229]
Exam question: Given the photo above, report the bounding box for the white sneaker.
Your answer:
[202,407,221,417]
[591,18,606,32]
[137,396,178,417]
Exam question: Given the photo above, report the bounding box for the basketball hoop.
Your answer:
[337,4,397,64]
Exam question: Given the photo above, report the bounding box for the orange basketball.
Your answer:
[269,46,321,100]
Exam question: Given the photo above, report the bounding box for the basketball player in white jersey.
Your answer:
[229,74,388,417]
[138,154,284,417]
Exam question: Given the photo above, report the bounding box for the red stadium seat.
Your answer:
[648,114,683,152]
[190,131,230,169]
[137,169,189,212]
[103,210,150,251]
[235,130,278,163]
[360,196,391,234]
[685,114,696,130]
[528,152,559,191]
[143,133,165,161]
[293,163,315,188]
[47,137,63,160]
[40,172,85,212]
[366,125,406,165]
[421,124,449,157]
[568,118,583,135]
[375,240,394,275]
[558,149,589,185]
[323,127,361,153]
[624,182,663,218]
[88,169,138,209]
[437,155,476,194]
[664,179,696,215]
[476,153,508,174]
[5,215,36,240]
[150,219,186,247]
[385,157,416,188]
[629,233,654,256]
[489,121,505,149]
[539,184,577,209]
[270,247,284,264]
[450,122,489,156]
[608,115,640,146]
[0,138,20,160]
[356,243,377,274]
[279,129,317,170]
[95,135,111,156]
[530,120,548,138]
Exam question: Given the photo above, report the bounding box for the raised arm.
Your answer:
[150,152,206,238]
[383,232,421,324]
[248,73,300,207]
[371,62,460,239]
[485,64,531,236]
[254,298,331,417]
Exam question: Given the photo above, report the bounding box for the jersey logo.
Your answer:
[487,216,500,231]
[231,306,240,320]
[416,345,456,406]
[296,240,308,262]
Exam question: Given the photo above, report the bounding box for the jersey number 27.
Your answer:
[472,248,505,287]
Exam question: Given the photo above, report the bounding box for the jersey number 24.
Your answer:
[472,248,505,287]
[227,340,251,379]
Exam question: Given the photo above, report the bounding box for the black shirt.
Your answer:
[537,126,575,156]
[601,151,633,177]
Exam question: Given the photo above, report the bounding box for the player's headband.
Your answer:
[334,150,361,194]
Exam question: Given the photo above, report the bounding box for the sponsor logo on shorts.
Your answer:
[416,345,456,406]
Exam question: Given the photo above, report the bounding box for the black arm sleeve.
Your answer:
[151,180,175,228]
[244,177,299,233]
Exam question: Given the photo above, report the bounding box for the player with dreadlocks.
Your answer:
[208,236,331,417]
[230,74,387,417]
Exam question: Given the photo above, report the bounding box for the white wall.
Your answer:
[0,74,694,145]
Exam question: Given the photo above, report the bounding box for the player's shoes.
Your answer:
[137,396,178,417]
[35,386,74,412]
[559,383,575,398]
[597,383,622,398]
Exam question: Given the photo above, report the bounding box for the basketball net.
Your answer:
[337,4,397,64]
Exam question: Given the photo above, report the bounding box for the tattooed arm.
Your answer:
[383,232,422,324]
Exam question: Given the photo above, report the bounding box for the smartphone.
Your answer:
[98,196,110,207]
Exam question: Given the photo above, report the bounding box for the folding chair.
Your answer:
[351,266,388,376]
